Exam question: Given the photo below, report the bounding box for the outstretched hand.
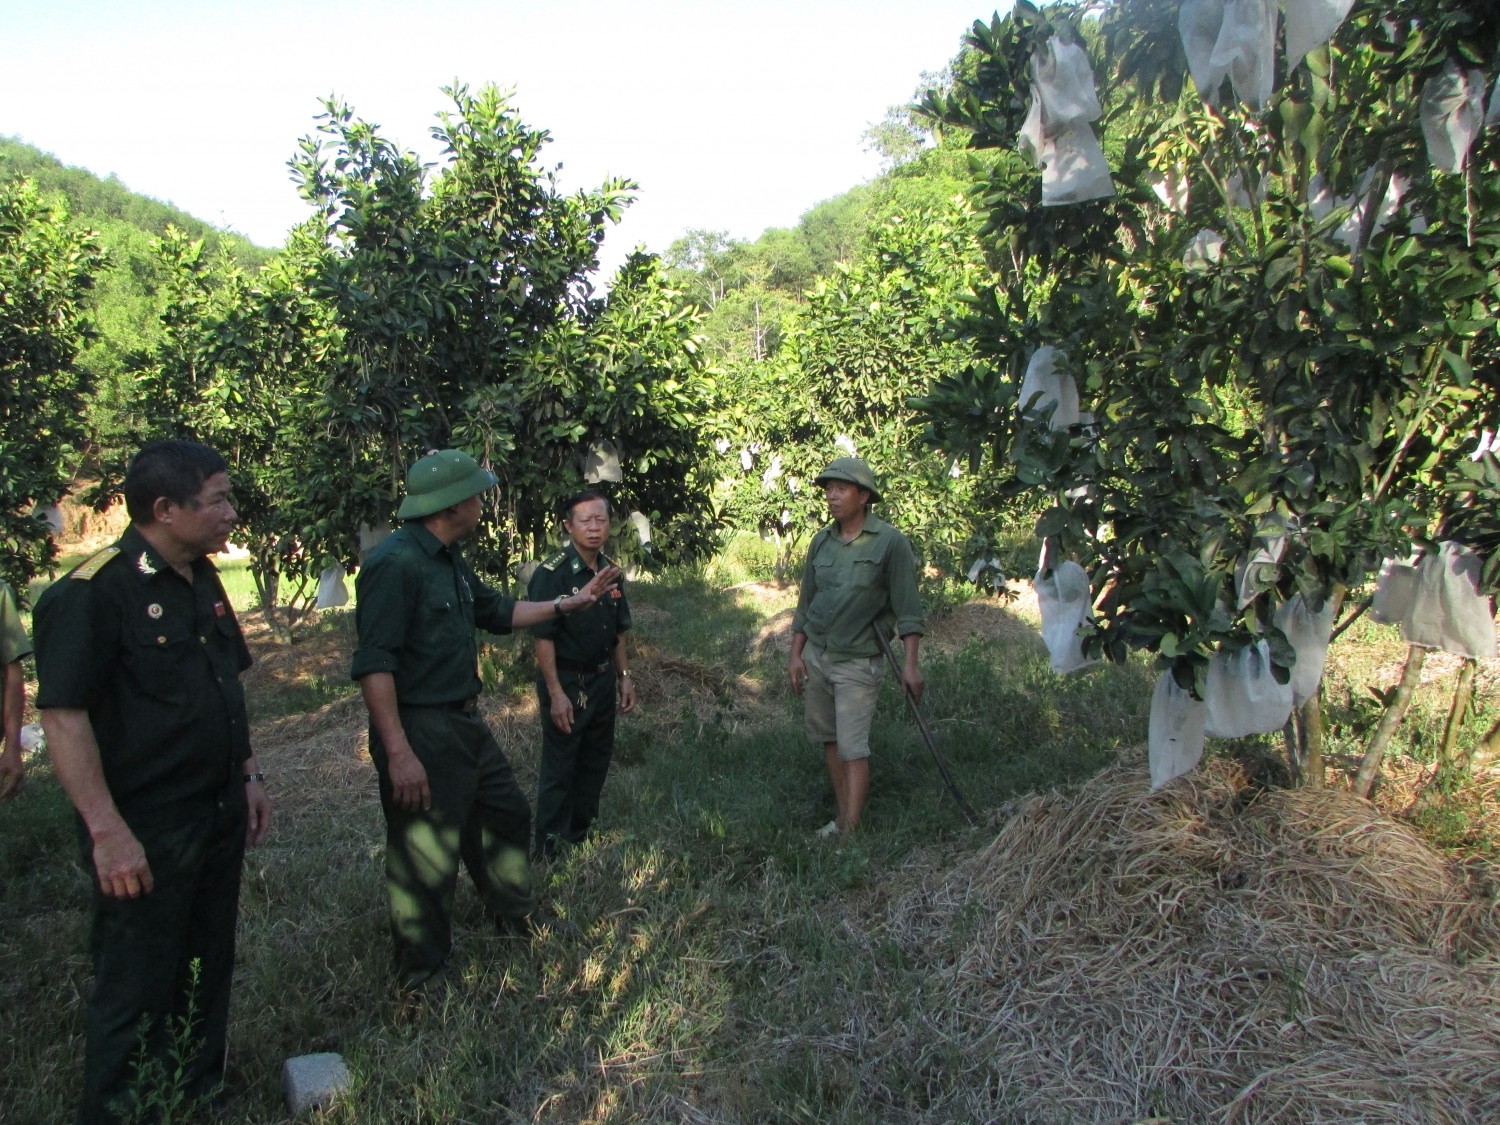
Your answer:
[570,565,621,611]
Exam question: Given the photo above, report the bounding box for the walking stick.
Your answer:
[874,627,980,826]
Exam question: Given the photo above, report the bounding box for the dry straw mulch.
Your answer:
[885,756,1500,1124]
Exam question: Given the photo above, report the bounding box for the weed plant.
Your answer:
[116,962,217,1124]
[1,541,1494,1122]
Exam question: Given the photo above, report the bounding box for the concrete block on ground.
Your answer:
[283,1052,351,1116]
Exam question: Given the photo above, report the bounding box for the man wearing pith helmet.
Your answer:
[352,450,619,990]
[788,455,925,839]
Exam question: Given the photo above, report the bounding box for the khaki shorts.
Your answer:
[802,644,884,761]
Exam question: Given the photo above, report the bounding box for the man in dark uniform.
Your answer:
[33,440,273,1124]
[527,490,636,860]
[352,450,618,990]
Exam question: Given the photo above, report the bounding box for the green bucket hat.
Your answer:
[397,450,498,520]
[813,456,881,503]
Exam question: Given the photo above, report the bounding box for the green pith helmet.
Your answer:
[813,456,881,503]
[396,450,498,520]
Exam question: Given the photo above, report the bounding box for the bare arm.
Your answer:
[0,661,23,801]
[614,638,636,716]
[535,636,574,734]
[788,631,808,695]
[243,753,272,847]
[900,632,924,705]
[42,707,153,898]
[510,566,621,628]
[358,672,430,811]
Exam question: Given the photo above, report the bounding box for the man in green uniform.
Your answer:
[527,490,636,860]
[352,450,618,990]
[788,456,925,839]
[0,578,32,801]
[33,440,272,1123]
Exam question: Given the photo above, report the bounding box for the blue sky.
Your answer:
[1,0,1000,275]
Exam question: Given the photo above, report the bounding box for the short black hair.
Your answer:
[561,490,611,522]
[123,440,229,523]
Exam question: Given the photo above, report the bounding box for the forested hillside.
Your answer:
[1,136,273,474]
[0,137,273,261]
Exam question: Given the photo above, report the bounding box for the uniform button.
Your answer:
[157,635,166,644]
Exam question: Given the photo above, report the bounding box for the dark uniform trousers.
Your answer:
[79,791,248,1124]
[534,664,617,858]
[371,704,535,986]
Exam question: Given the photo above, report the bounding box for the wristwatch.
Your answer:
[553,594,567,617]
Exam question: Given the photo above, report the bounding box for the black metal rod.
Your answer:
[874,627,980,826]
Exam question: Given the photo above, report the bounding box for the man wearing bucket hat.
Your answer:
[788,455,924,839]
[352,449,619,990]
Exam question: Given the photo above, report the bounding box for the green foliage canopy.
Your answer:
[917,0,1500,688]
[0,179,106,592]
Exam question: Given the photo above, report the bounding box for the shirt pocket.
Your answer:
[129,617,197,699]
[849,558,882,589]
[812,553,841,590]
[425,590,458,615]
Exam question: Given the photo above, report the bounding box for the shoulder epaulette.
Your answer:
[541,551,568,571]
[69,547,121,581]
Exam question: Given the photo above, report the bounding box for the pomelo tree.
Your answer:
[917,0,1499,786]
[134,84,718,636]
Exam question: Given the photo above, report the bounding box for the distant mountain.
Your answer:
[0,135,273,268]
[1,136,279,460]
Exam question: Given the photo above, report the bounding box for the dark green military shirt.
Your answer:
[33,525,253,820]
[527,545,631,667]
[351,522,515,704]
[792,514,925,662]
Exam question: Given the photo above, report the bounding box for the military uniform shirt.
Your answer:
[527,544,631,666]
[0,579,31,664]
[351,523,515,704]
[792,514,925,663]
[32,525,252,820]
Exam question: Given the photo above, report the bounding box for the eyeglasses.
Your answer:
[187,494,237,512]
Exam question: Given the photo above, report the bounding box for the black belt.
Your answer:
[556,659,612,675]
[410,698,478,713]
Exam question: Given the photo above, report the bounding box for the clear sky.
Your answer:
[1,0,999,276]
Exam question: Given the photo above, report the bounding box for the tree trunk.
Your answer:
[1420,657,1478,799]
[1475,714,1500,767]
[1296,694,1325,788]
[1352,644,1426,798]
[1283,697,1325,787]
[1286,585,1341,787]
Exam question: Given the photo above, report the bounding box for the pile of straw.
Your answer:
[888,757,1500,1123]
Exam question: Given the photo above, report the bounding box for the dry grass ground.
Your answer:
[878,756,1500,1122]
[2,558,1497,1123]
